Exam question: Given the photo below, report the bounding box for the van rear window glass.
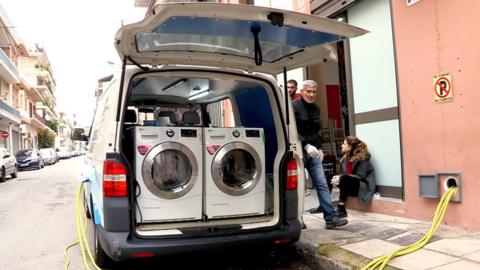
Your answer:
[136,16,341,63]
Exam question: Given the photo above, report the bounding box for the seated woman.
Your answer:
[331,136,376,218]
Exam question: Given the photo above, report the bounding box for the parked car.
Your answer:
[49,148,59,163]
[0,147,17,182]
[56,147,70,159]
[39,148,56,165]
[71,2,366,267]
[15,149,44,170]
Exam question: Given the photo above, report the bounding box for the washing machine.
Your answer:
[204,127,265,219]
[134,126,203,223]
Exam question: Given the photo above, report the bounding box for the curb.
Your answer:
[295,240,401,270]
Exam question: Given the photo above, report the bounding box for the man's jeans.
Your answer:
[304,154,337,221]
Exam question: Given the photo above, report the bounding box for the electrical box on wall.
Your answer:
[438,172,462,203]
[419,174,439,198]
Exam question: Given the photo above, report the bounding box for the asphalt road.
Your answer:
[0,157,311,270]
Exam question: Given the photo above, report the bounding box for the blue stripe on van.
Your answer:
[91,166,103,225]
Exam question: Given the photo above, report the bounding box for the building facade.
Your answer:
[0,4,58,152]
[0,4,23,153]
[57,112,73,151]
[305,0,479,230]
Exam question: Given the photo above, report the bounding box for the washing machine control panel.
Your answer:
[232,130,241,138]
[246,129,260,137]
[166,129,175,137]
[181,129,198,138]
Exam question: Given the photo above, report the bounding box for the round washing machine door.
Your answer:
[142,142,198,199]
[211,142,262,196]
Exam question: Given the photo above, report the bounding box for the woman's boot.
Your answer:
[337,204,348,218]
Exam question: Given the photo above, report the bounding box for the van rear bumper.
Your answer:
[97,219,301,261]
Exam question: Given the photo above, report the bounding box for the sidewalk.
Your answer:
[297,190,480,270]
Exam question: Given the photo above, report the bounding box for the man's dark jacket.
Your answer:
[292,98,321,149]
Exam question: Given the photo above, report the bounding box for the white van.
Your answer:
[72,2,365,267]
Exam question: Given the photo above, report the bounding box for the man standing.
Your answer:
[287,79,301,100]
[292,80,348,229]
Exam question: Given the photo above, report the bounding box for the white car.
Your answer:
[71,2,366,267]
[0,147,17,182]
[56,148,70,159]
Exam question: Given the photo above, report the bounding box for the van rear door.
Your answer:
[114,2,366,74]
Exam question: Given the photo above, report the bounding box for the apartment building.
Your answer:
[17,46,58,149]
[57,112,73,151]
[0,3,57,152]
[0,4,22,153]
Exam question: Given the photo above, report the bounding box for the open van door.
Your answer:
[115,2,367,74]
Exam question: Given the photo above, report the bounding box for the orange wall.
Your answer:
[391,0,480,229]
[292,0,311,14]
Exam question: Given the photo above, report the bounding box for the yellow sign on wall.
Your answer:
[433,72,453,103]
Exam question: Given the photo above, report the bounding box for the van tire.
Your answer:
[94,225,114,268]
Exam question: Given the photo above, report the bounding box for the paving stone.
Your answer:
[341,239,400,259]
[464,250,480,263]
[387,232,431,246]
[364,227,407,240]
[343,221,375,234]
[425,239,480,257]
[388,249,459,270]
[429,259,479,269]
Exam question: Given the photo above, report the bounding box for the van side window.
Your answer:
[206,98,236,127]
[89,92,110,151]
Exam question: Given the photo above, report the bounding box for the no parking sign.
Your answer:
[433,72,453,103]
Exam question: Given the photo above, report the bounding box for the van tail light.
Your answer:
[274,238,292,245]
[286,159,298,190]
[132,252,155,258]
[103,160,127,197]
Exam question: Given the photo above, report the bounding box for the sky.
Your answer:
[2,0,146,126]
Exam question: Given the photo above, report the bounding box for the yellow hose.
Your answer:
[362,187,457,270]
[64,183,103,270]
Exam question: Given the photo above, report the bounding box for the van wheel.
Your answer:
[11,166,17,179]
[0,168,5,182]
[94,225,114,268]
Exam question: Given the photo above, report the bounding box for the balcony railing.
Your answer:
[33,111,47,125]
[0,49,19,81]
[0,98,20,121]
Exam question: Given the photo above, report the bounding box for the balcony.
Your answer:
[37,69,54,83]
[36,103,56,120]
[36,84,56,104]
[19,109,31,124]
[0,49,19,84]
[28,87,44,103]
[0,98,20,123]
[33,111,46,125]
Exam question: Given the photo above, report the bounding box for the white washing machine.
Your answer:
[134,126,203,223]
[204,127,265,219]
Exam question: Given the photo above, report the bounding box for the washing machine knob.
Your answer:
[166,129,175,137]
[232,130,240,138]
